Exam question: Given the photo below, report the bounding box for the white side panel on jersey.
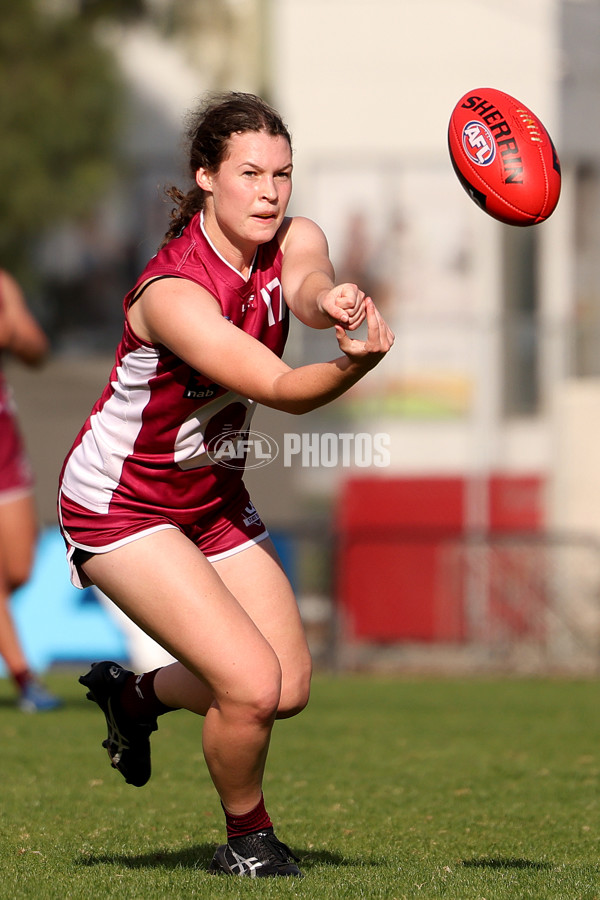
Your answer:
[61,346,159,513]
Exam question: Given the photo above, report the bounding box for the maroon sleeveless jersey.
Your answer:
[59,212,289,524]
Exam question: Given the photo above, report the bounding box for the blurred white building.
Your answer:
[253,1,599,543]
[270,1,557,482]
[263,0,600,665]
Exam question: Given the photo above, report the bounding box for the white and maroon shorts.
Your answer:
[58,487,269,589]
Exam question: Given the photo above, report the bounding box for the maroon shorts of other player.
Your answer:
[58,487,268,589]
[0,406,34,502]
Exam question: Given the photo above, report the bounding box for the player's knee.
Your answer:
[5,552,34,592]
[278,688,309,719]
[232,662,283,726]
[243,683,281,726]
[277,661,312,719]
[6,566,30,593]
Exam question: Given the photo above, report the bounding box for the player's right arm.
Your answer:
[129,278,394,415]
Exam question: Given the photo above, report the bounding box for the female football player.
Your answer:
[0,269,61,712]
[59,92,393,877]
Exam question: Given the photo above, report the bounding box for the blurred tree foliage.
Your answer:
[80,0,146,19]
[0,1,123,281]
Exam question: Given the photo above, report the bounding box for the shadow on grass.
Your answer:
[76,845,216,871]
[75,845,353,872]
[0,697,19,709]
[461,857,553,870]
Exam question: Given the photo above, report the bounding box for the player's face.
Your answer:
[196,131,293,251]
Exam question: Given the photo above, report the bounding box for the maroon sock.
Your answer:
[224,794,273,840]
[12,669,33,691]
[119,668,178,720]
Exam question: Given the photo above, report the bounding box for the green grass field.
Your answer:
[0,671,598,899]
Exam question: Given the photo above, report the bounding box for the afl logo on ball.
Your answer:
[462,120,496,166]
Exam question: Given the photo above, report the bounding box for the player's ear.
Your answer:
[195,168,213,192]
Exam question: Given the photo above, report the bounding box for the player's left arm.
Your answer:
[280,216,367,331]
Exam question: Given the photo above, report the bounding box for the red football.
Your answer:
[448,87,561,226]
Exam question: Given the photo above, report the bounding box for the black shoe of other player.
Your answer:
[209,829,302,877]
[79,661,157,787]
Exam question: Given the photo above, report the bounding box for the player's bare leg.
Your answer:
[153,538,312,721]
[81,529,305,874]
[0,493,36,593]
[0,495,31,672]
[80,530,298,811]
[0,583,29,675]
[0,495,61,710]
[212,539,312,720]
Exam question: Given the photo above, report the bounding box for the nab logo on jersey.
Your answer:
[184,373,220,400]
[462,120,496,166]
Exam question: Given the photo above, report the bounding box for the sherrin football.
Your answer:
[448,87,561,226]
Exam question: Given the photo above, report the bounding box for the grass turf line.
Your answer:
[0,673,598,899]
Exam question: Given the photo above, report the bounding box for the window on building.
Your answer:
[501,225,539,416]
[573,164,600,377]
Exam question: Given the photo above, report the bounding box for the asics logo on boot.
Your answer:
[228,850,263,877]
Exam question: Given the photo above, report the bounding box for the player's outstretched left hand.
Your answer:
[334,298,394,370]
